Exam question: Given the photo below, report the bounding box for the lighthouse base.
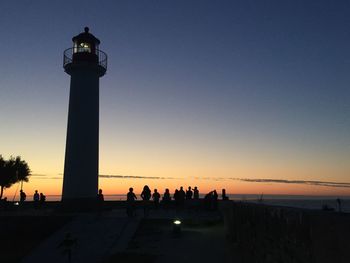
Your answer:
[60,198,101,212]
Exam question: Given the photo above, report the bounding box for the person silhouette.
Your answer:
[186,186,193,200]
[192,186,200,210]
[179,186,186,208]
[204,191,213,210]
[33,190,39,201]
[141,185,151,217]
[141,185,151,200]
[33,190,39,208]
[20,190,26,203]
[39,192,46,204]
[38,192,46,209]
[174,189,180,210]
[162,188,171,209]
[193,187,199,200]
[212,190,218,210]
[152,189,161,209]
[97,189,104,202]
[222,189,229,200]
[126,187,137,217]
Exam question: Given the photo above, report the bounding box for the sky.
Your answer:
[1,0,349,198]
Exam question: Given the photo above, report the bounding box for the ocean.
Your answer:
[39,194,350,213]
[241,195,350,213]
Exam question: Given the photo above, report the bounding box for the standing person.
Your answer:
[212,190,218,210]
[141,185,151,217]
[186,187,193,200]
[39,192,46,205]
[222,189,229,200]
[97,189,104,212]
[97,189,104,202]
[19,190,26,203]
[152,189,161,209]
[141,185,151,200]
[179,186,186,208]
[126,187,137,217]
[192,186,200,210]
[193,187,199,200]
[204,191,213,210]
[162,188,171,209]
[33,190,39,201]
[33,190,39,208]
[174,189,180,210]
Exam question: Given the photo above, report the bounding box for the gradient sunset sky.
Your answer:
[1,0,349,198]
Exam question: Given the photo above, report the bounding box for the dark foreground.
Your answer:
[0,201,349,263]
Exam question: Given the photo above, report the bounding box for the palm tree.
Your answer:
[0,155,31,199]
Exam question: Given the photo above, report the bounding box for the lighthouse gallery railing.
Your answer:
[63,48,107,70]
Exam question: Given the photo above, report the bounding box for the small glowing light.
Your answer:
[80,43,90,48]
[173,220,181,225]
[173,219,182,235]
[14,202,19,206]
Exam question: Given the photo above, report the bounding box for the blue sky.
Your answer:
[0,0,349,195]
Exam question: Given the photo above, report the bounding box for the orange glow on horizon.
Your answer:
[3,176,350,200]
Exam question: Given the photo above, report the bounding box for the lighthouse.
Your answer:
[62,27,107,205]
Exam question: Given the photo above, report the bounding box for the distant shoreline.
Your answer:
[3,195,350,213]
[7,193,350,202]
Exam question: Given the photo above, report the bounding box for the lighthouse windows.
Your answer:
[73,42,91,53]
[78,42,91,53]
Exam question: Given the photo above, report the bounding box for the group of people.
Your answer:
[2,186,226,213]
[19,189,46,207]
[124,185,229,217]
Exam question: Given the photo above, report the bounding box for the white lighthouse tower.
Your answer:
[62,27,107,206]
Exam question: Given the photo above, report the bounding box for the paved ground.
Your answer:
[22,210,136,263]
[123,219,235,263]
[21,208,236,263]
[108,208,238,263]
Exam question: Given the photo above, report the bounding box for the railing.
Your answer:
[63,48,107,71]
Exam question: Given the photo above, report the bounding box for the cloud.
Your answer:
[30,174,62,179]
[193,176,228,181]
[30,173,350,189]
[30,174,49,177]
[31,174,176,180]
[99,174,177,180]
[192,176,350,188]
[231,178,350,188]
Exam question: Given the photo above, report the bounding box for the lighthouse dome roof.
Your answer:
[72,27,100,45]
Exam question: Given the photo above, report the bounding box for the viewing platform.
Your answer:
[63,47,107,70]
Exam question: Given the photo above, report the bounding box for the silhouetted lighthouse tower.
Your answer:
[62,27,107,204]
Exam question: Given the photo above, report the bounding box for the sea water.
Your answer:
[42,194,350,212]
[229,194,350,213]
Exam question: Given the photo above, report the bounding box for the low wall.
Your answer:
[221,201,350,263]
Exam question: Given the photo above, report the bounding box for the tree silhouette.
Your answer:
[0,156,8,199]
[0,155,31,199]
